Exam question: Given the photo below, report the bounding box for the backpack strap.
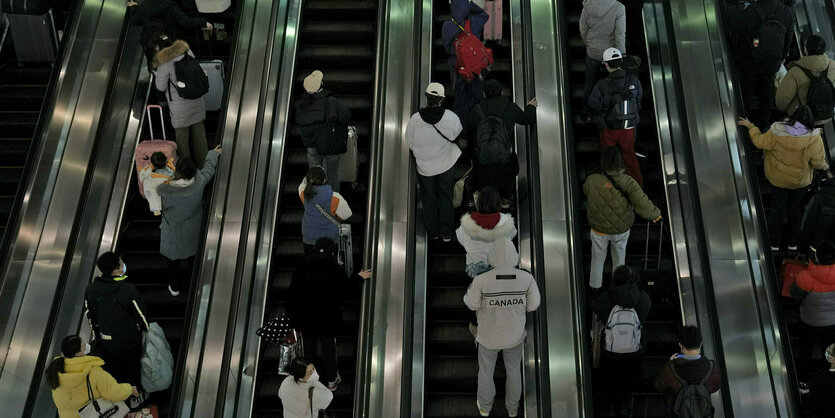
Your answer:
[668,361,689,387]
[309,386,315,417]
[700,360,715,386]
[602,172,627,200]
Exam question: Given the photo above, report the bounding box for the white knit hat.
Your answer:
[303,70,324,94]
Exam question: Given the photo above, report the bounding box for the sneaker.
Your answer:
[327,373,342,391]
[799,381,810,395]
[442,235,452,242]
[508,408,518,418]
[770,245,780,252]
[636,152,647,158]
[476,400,490,417]
[430,235,441,241]
[468,323,478,340]
[788,244,798,251]
[168,285,180,297]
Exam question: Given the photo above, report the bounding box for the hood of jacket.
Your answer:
[582,0,620,19]
[419,106,446,125]
[57,355,105,389]
[609,281,641,309]
[152,40,190,69]
[768,121,822,147]
[796,54,833,73]
[460,213,516,242]
[487,237,519,269]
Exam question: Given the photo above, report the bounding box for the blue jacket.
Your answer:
[442,0,489,67]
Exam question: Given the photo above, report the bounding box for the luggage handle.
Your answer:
[643,220,664,273]
[145,105,166,142]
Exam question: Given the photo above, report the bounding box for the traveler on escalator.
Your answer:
[726,0,794,131]
[442,0,489,121]
[591,265,651,416]
[579,0,626,115]
[588,47,644,187]
[464,79,538,142]
[799,169,835,255]
[46,334,139,418]
[471,117,519,207]
[128,0,212,67]
[299,166,353,255]
[278,357,333,418]
[464,237,540,418]
[584,146,661,291]
[738,105,829,251]
[152,33,210,168]
[158,146,222,297]
[405,82,463,242]
[776,35,835,127]
[295,70,352,193]
[654,325,722,416]
[790,240,835,380]
[803,342,835,417]
[84,252,149,406]
[286,237,372,392]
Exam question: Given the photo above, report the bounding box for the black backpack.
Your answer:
[169,53,209,100]
[750,3,787,68]
[796,65,835,122]
[475,116,512,165]
[670,360,715,418]
[605,76,640,130]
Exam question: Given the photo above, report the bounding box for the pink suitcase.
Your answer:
[483,1,503,41]
[135,105,178,197]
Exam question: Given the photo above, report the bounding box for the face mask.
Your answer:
[121,263,127,275]
[826,350,833,362]
[307,370,319,383]
[83,343,91,356]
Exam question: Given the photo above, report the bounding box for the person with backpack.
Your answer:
[298,166,353,254]
[799,169,835,255]
[579,0,626,113]
[464,237,540,417]
[654,326,722,417]
[776,35,835,126]
[84,252,150,404]
[789,241,835,379]
[591,265,651,415]
[151,33,210,168]
[128,0,212,67]
[286,237,372,392]
[738,105,829,251]
[278,357,334,418]
[294,70,352,193]
[441,0,490,120]
[726,0,794,131]
[404,82,463,242]
[588,47,644,187]
[584,146,661,290]
[464,79,538,142]
[471,117,519,206]
[157,147,222,296]
[139,151,176,216]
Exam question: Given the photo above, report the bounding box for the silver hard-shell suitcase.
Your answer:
[199,59,224,111]
[338,223,353,277]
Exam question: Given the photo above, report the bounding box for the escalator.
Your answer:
[251,1,377,416]
[422,1,520,416]
[563,2,680,415]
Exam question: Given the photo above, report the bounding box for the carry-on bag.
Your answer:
[140,322,174,393]
[483,1,503,41]
[338,126,359,184]
[643,220,664,272]
[338,223,353,277]
[127,405,159,418]
[135,105,178,197]
[256,314,293,343]
[780,256,807,297]
[199,60,225,111]
[453,166,473,208]
[78,375,129,418]
[277,330,303,375]
[7,10,58,62]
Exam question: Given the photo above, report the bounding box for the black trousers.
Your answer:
[797,322,835,380]
[583,55,604,111]
[598,352,642,414]
[302,334,339,384]
[768,185,806,248]
[167,256,195,293]
[418,166,456,238]
[737,59,778,131]
[100,339,143,390]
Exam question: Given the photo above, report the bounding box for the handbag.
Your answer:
[314,98,348,156]
[309,386,330,418]
[780,256,807,297]
[453,166,473,208]
[277,329,304,375]
[78,375,129,418]
[256,314,293,343]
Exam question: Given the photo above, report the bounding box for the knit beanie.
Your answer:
[303,70,323,94]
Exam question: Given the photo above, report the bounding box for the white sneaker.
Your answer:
[788,244,798,251]
[168,285,180,297]
[770,245,780,252]
[477,400,490,417]
[327,373,342,391]
[508,408,518,418]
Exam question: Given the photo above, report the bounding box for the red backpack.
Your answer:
[453,20,493,82]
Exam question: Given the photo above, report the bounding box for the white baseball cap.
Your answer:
[425,82,445,97]
[603,47,623,62]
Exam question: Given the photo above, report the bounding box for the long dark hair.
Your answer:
[45,335,83,390]
[304,166,328,202]
[600,146,625,173]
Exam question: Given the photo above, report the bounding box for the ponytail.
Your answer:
[304,166,328,202]
[45,335,83,390]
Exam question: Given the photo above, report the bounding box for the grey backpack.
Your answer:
[671,360,715,417]
[603,305,642,353]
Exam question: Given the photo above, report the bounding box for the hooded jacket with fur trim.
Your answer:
[776,54,835,124]
[153,40,206,129]
[747,123,829,189]
[51,355,133,418]
[456,212,517,268]
[464,238,540,349]
[791,261,835,326]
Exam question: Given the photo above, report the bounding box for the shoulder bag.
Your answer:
[78,375,129,418]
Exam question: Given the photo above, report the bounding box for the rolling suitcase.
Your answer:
[135,105,178,197]
[6,10,58,62]
[483,1,502,41]
[199,59,224,111]
[338,223,353,277]
[2,0,50,14]
[339,126,358,184]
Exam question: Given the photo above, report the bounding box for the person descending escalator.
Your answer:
[776,35,835,127]
[405,82,463,242]
[128,0,212,67]
[654,326,722,417]
[298,166,353,255]
[799,169,835,255]
[157,147,222,297]
[464,237,540,418]
[295,70,352,193]
[286,237,372,392]
[578,0,626,116]
[737,106,829,251]
[588,47,644,187]
[442,0,490,121]
[278,357,334,418]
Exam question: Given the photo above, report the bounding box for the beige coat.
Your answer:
[747,123,829,189]
[775,54,835,125]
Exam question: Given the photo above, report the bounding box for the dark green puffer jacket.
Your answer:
[583,169,661,234]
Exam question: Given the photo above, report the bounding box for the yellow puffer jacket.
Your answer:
[51,356,132,418]
[748,123,829,189]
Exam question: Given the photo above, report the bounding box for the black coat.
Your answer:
[84,275,149,348]
[725,0,794,65]
[130,0,207,48]
[592,281,652,356]
[464,96,536,140]
[799,178,835,254]
[294,90,352,148]
[588,69,643,126]
[286,255,362,336]
[471,152,519,199]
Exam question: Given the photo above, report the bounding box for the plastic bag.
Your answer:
[277,330,304,375]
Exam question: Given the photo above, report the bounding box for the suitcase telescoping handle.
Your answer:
[643,220,664,272]
[145,105,166,141]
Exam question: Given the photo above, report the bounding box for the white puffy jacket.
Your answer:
[456,212,517,267]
